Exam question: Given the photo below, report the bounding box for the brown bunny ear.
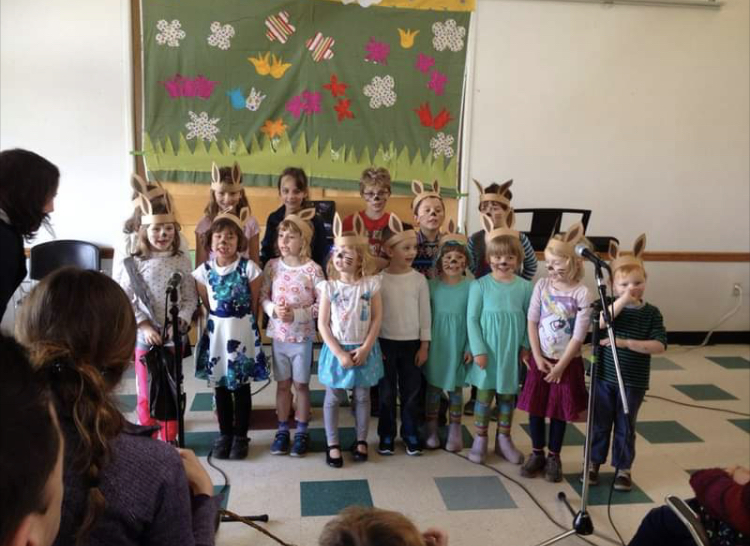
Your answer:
[298,208,316,222]
[481,213,494,234]
[135,193,152,215]
[232,162,242,185]
[504,209,516,230]
[388,213,404,233]
[352,213,366,237]
[411,179,424,196]
[498,179,513,198]
[431,180,440,194]
[238,206,250,225]
[564,222,585,245]
[472,178,484,195]
[131,173,148,193]
[609,239,620,261]
[332,213,343,239]
[633,234,647,258]
[447,219,456,234]
[211,162,221,185]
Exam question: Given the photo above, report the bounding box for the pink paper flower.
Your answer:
[427,69,447,96]
[415,53,435,73]
[365,38,390,65]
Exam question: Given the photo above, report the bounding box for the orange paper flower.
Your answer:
[260,118,287,138]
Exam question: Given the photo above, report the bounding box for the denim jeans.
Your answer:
[591,380,645,469]
[377,339,422,440]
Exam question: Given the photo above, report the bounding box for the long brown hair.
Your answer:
[16,268,136,544]
[203,166,251,220]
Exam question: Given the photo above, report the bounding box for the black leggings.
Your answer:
[529,415,567,454]
[215,384,252,437]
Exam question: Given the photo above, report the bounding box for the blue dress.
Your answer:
[193,258,268,389]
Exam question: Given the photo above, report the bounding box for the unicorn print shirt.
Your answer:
[316,275,381,345]
[528,278,592,359]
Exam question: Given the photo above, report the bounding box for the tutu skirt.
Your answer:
[317,341,384,389]
[517,355,588,422]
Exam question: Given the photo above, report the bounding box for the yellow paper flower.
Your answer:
[398,28,419,49]
[248,52,271,76]
[269,54,292,79]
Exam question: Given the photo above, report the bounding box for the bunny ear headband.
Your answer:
[439,219,468,247]
[131,173,166,209]
[135,188,175,225]
[332,213,368,247]
[210,161,243,193]
[481,210,519,243]
[383,213,417,249]
[213,206,250,231]
[411,179,443,213]
[609,234,647,272]
[545,222,586,257]
[473,178,513,206]
[283,207,316,242]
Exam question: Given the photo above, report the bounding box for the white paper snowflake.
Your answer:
[432,19,466,52]
[185,111,220,142]
[363,75,396,109]
[207,21,235,50]
[156,20,186,48]
[341,0,382,6]
[430,132,454,158]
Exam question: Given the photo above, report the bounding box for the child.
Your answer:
[411,180,446,279]
[260,209,325,457]
[194,161,260,267]
[119,189,197,442]
[587,234,666,491]
[193,206,268,460]
[377,214,431,456]
[466,212,533,464]
[260,167,330,269]
[342,166,393,271]
[316,213,383,467]
[517,223,591,482]
[423,222,473,452]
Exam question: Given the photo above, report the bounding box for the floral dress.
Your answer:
[193,257,268,389]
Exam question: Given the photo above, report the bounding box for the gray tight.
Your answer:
[324,386,370,446]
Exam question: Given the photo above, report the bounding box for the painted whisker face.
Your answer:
[211,227,239,261]
[545,255,569,283]
[489,254,518,277]
[147,222,176,251]
[361,185,390,213]
[332,246,358,274]
[480,201,506,226]
[441,250,466,277]
[415,197,445,231]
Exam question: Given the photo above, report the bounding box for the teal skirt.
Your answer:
[317,342,384,389]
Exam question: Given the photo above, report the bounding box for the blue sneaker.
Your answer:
[405,436,423,456]
[378,437,394,455]
[271,431,290,455]
[290,432,309,457]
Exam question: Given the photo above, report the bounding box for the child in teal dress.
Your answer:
[466,213,533,464]
[423,224,473,452]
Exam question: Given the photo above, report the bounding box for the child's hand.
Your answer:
[422,528,449,546]
[463,352,473,364]
[338,352,356,369]
[177,448,214,497]
[535,355,553,373]
[350,345,371,367]
[474,354,488,370]
[415,345,429,368]
[600,337,629,350]
[544,364,565,384]
[140,323,162,346]
[275,299,295,323]
[618,289,638,306]
[519,348,531,368]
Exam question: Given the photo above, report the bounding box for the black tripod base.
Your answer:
[535,493,593,546]
[573,511,593,535]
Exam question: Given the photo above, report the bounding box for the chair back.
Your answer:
[29,240,101,280]
[311,200,336,243]
[513,208,592,251]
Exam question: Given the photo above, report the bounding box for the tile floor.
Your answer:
[115,346,750,546]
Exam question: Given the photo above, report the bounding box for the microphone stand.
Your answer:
[167,283,186,448]
[535,261,629,546]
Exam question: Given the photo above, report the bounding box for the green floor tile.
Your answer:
[310,389,349,408]
[706,356,750,370]
[636,420,702,444]
[563,472,652,505]
[300,479,372,517]
[650,357,682,371]
[435,476,517,511]
[213,485,230,510]
[116,394,137,413]
[308,427,357,452]
[729,419,750,433]
[191,392,214,411]
[672,384,738,401]
[184,431,218,457]
[521,423,586,446]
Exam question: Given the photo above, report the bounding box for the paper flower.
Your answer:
[245,88,266,111]
[286,91,321,118]
[155,20,185,48]
[185,111,220,142]
[414,102,453,130]
[248,53,292,78]
[207,22,235,50]
[427,70,448,96]
[341,0,382,7]
[398,28,419,49]
[432,19,466,52]
[363,75,396,109]
[334,99,354,122]
[260,119,287,139]
[430,132,454,158]
[415,53,435,74]
[432,108,453,130]
[323,74,348,98]
[226,88,245,110]
[160,75,217,99]
[265,11,296,43]
[365,38,390,65]
[306,33,335,62]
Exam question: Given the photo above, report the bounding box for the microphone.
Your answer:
[166,271,183,292]
[574,243,611,272]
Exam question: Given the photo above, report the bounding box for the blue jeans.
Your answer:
[591,380,645,469]
[377,339,422,440]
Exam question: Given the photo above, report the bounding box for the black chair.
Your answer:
[513,208,616,252]
[665,496,710,546]
[311,200,336,244]
[29,240,101,281]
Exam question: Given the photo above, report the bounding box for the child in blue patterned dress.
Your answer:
[193,207,268,460]
[316,213,384,468]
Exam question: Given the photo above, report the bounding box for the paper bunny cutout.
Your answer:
[130,173,166,210]
[411,179,442,213]
[545,221,586,256]
[332,212,368,247]
[473,178,513,205]
[482,210,519,243]
[211,161,243,192]
[213,206,250,230]
[383,213,417,249]
[284,207,316,242]
[609,234,647,272]
[134,185,175,226]
[439,219,468,246]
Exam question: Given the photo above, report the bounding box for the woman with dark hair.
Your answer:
[0,148,59,319]
[16,267,221,546]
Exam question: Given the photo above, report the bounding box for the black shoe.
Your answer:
[378,437,395,455]
[270,431,290,455]
[212,434,232,459]
[326,444,343,468]
[290,432,309,457]
[350,440,369,462]
[404,437,423,456]
[229,436,250,460]
[580,463,600,486]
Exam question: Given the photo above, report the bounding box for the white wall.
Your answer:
[1,0,748,332]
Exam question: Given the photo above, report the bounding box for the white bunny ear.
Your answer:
[333,213,343,239]
[447,219,456,234]
[564,222,585,245]
[352,213,366,237]
[431,180,440,194]
[237,207,249,225]
[411,179,424,196]
[608,239,620,261]
[388,213,404,234]
[481,213,494,234]
[298,208,316,222]
[633,234,647,258]
[472,178,484,195]
[211,162,221,185]
[232,162,242,185]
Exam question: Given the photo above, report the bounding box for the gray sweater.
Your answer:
[55,420,220,546]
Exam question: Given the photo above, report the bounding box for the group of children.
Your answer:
[113,162,666,490]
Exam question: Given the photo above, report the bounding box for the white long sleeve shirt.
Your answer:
[379,269,431,341]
